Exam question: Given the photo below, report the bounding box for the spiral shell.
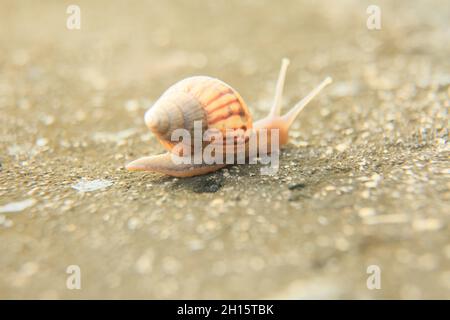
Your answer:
[144,76,252,152]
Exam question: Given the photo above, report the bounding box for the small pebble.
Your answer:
[412,218,443,231]
[71,179,113,192]
[363,214,408,225]
[358,207,376,218]
[0,198,36,213]
[127,217,141,230]
[288,183,306,190]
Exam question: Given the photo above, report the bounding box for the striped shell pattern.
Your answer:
[144,76,253,153]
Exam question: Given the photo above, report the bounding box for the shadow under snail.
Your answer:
[126,58,332,177]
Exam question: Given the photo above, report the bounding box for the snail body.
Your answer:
[127,59,332,177]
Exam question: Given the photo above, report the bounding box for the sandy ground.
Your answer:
[0,0,449,299]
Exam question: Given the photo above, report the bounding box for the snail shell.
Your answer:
[144,76,252,153]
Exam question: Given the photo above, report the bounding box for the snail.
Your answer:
[126,58,332,177]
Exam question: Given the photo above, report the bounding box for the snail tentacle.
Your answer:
[268,58,290,118]
[281,76,333,129]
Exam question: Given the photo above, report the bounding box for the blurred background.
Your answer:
[0,0,449,299]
